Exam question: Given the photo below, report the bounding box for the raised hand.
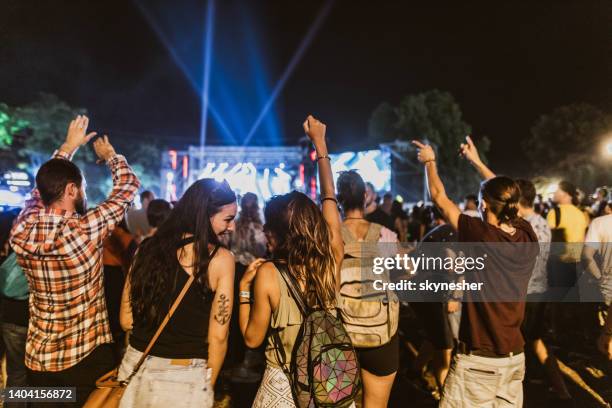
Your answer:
[303,115,326,145]
[93,135,117,163]
[459,135,481,164]
[62,115,97,154]
[411,140,436,164]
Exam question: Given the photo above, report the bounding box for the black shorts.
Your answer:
[355,333,399,376]
[521,294,549,341]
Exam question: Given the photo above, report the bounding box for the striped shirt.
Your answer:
[10,150,140,371]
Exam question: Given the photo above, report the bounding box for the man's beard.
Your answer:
[75,194,87,215]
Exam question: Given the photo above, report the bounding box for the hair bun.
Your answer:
[500,200,519,223]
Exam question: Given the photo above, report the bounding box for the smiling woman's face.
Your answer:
[210,202,237,237]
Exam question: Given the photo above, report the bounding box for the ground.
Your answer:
[214,304,612,407]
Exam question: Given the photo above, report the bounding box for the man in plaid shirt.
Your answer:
[10,115,140,405]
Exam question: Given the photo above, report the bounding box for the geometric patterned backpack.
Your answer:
[273,261,361,408]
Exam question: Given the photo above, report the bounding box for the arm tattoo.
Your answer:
[214,293,230,325]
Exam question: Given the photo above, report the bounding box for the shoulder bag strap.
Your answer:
[123,245,220,384]
[554,206,561,229]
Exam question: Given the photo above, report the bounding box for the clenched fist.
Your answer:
[303,115,326,145]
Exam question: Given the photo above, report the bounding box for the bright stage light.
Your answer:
[329,149,391,192]
[0,189,25,207]
[545,182,558,196]
[197,161,293,202]
[4,171,29,181]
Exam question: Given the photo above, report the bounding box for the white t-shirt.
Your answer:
[585,214,612,300]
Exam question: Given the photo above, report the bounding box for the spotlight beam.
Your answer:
[200,0,215,166]
[242,0,335,146]
[134,0,235,143]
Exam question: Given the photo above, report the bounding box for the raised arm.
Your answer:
[303,115,344,284]
[460,136,495,180]
[80,136,140,245]
[12,116,97,227]
[412,140,461,230]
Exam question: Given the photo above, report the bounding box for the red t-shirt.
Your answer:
[458,214,539,354]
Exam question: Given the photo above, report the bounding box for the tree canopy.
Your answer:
[523,103,612,191]
[1,94,162,204]
[369,89,490,200]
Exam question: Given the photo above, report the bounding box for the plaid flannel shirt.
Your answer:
[10,149,140,372]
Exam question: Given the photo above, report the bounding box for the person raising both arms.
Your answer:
[10,116,140,407]
[412,137,539,408]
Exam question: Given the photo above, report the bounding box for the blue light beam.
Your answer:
[200,0,215,164]
[134,0,236,144]
[242,0,335,146]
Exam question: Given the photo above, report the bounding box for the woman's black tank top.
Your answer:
[130,242,215,359]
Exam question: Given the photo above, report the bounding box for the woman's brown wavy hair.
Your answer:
[264,191,336,308]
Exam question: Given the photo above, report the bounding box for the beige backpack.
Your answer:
[339,223,399,348]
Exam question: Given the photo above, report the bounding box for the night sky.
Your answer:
[1,0,610,175]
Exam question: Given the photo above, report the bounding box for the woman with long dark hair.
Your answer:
[118,178,237,408]
[238,116,345,407]
[412,138,539,407]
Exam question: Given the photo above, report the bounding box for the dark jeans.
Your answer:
[2,322,28,387]
[27,343,115,407]
[2,322,29,408]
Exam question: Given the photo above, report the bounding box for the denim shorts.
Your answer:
[117,345,213,408]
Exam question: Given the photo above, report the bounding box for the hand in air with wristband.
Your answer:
[303,115,344,286]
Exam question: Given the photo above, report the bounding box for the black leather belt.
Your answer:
[457,343,523,358]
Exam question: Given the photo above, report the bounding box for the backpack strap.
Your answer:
[273,261,308,316]
[270,261,303,400]
[364,223,383,242]
[342,222,383,259]
[554,206,561,229]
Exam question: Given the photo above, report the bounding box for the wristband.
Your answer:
[239,291,251,299]
[240,301,252,305]
[316,155,331,161]
[321,197,338,204]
